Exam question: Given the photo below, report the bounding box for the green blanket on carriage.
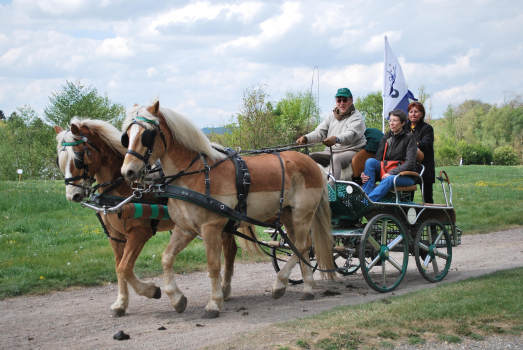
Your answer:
[328,182,416,220]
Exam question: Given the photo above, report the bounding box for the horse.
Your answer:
[55,118,239,317]
[120,101,335,319]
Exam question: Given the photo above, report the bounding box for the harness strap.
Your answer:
[95,212,127,243]
[153,184,341,273]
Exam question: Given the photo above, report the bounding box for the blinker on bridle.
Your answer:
[121,115,167,178]
[58,132,102,192]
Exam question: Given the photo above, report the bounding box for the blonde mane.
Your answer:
[56,118,128,172]
[122,102,225,161]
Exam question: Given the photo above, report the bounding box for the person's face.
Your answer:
[408,107,422,124]
[389,115,405,134]
[336,97,353,114]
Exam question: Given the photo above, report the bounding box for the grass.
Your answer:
[0,164,522,298]
[424,165,523,233]
[0,180,271,299]
[218,267,523,349]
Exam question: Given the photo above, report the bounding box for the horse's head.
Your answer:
[54,120,104,202]
[121,101,168,183]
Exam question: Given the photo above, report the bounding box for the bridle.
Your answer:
[121,115,167,182]
[58,131,102,197]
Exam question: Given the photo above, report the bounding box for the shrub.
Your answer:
[437,145,458,166]
[493,146,519,165]
[460,144,493,165]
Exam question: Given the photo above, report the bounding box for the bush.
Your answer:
[436,145,458,166]
[493,146,519,165]
[460,144,493,165]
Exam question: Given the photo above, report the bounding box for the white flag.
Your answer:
[382,36,416,130]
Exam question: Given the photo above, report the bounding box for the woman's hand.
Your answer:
[361,172,369,184]
[381,173,390,179]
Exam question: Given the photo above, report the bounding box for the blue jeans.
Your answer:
[362,158,415,202]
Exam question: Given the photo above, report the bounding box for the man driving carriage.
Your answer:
[295,87,366,182]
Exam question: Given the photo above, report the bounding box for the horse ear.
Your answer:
[148,101,160,115]
[71,124,80,135]
[134,103,139,107]
[54,126,63,134]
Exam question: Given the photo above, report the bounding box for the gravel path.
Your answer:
[1,228,522,350]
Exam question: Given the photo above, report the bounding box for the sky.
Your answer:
[0,0,522,128]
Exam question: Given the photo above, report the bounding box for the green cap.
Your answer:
[335,88,352,98]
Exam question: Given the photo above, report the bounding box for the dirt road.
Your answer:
[2,229,522,350]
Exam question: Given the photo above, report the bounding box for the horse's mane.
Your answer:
[56,118,127,172]
[122,102,225,161]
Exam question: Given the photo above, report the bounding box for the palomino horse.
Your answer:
[121,101,335,319]
[55,118,239,316]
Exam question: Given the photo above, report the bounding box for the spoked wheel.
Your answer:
[359,214,409,293]
[414,219,452,282]
[333,237,360,276]
[270,232,317,285]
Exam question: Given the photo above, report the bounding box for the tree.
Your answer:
[493,146,519,165]
[354,91,383,129]
[417,85,433,123]
[44,79,125,128]
[436,145,458,166]
[209,86,321,150]
[0,110,5,120]
[0,105,59,180]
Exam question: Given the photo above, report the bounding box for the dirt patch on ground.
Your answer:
[2,229,522,350]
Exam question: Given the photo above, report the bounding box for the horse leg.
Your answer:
[271,215,316,300]
[116,227,160,300]
[108,238,130,317]
[201,224,224,319]
[221,233,237,300]
[162,226,194,313]
[293,219,316,301]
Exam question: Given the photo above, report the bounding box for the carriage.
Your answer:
[57,102,460,318]
[267,170,460,293]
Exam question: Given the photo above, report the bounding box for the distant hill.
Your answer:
[202,127,227,135]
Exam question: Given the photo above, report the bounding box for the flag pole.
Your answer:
[382,36,387,133]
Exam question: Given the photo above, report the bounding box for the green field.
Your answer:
[0,165,522,299]
[217,267,523,350]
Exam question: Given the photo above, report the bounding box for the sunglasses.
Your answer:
[336,97,349,103]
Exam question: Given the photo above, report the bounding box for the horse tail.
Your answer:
[310,183,335,280]
[237,226,263,256]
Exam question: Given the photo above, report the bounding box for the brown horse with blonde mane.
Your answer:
[55,118,239,317]
[120,101,335,319]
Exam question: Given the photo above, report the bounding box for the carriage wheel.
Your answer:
[333,237,360,276]
[414,219,452,283]
[270,232,317,285]
[359,214,409,293]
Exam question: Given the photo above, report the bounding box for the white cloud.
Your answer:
[433,82,485,105]
[95,37,132,59]
[216,2,303,51]
[14,0,85,15]
[146,67,157,77]
[362,31,402,53]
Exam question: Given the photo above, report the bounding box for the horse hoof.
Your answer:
[271,289,286,300]
[202,310,220,319]
[174,295,187,313]
[111,309,126,318]
[153,287,161,299]
[300,293,315,300]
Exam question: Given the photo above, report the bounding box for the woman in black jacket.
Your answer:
[407,102,435,203]
[361,110,417,202]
